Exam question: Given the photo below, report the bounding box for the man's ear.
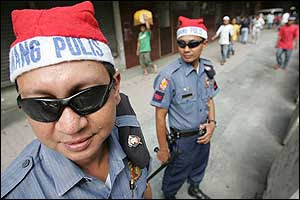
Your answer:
[113,70,121,105]
[202,40,208,48]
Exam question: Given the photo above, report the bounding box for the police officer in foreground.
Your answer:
[151,16,220,199]
[1,1,151,199]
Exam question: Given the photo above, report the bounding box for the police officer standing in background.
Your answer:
[150,16,220,199]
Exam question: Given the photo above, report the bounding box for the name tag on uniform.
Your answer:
[182,93,193,99]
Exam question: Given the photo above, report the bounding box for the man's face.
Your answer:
[287,20,294,25]
[16,60,120,164]
[223,19,229,25]
[177,35,207,63]
[140,25,146,32]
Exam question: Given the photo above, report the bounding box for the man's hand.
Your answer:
[136,50,140,56]
[143,183,152,199]
[197,122,216,144]
[143,14,148,21]
[157,148,170,163]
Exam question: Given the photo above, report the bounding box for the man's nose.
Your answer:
[183,45,191,52]
[55,107,88,135]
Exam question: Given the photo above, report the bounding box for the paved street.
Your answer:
[1,29,299,199]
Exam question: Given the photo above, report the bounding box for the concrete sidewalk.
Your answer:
[1,29,299,199]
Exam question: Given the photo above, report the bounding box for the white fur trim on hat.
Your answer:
[176,26,208,39]
[9,36,114,82]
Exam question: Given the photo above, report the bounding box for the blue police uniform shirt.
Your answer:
[1,125,149,199]
[150,57,220,130]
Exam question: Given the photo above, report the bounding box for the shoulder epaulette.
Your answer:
[1,140,40,198]
[116,93,150,169]
[160,58,182,77]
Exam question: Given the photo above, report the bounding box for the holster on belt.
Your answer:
[168,127,207,144]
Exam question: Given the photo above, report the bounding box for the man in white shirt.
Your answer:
[267,13,275,29]
[212,16,234,65]
[281,12,290,25]
[251,14,265,44]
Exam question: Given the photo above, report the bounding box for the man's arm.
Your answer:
[275,29,282,48]
[197,98,216,144]
[143,14,151,31]
[294,27,299,49]
[295,37,298,49]
[212,25,222,40]
[136,39,140,56]
[155,107,170,163]
[207,98,216,124]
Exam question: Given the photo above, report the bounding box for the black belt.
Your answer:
[170,127,206,138]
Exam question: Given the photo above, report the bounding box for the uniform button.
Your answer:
[22,159,30,168]
[84,177,93,182]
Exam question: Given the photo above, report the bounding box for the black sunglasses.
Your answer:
[17,80,114,123]
[177,40,204,49]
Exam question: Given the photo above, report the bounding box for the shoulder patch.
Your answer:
[152,90,165,103]
[159,78,169,91]
[213,80,218,91]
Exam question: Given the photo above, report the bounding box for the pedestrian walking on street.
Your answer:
[274,16,299,70]
[274,13,282,30]
[251,14,265,44]
[267,12,275,29]
[150,16,220,199]
[212,16,234,65]
[240,16,251,44]
[229,18,241,55]
[136,14,158,76]
[1,1,152,199]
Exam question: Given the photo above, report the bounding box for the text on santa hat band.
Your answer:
[10,36,111,76]
[177,27,207,39]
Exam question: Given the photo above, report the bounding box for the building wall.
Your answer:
[1,1,29,88]
[263,103,299,199]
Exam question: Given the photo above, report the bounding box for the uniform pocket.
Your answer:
[176,92,197,114]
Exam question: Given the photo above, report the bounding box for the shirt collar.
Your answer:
[41,127,127,197]
[178,57,204,76]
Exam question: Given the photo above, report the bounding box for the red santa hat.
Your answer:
[9,1,114,82]
[176,16,208,39]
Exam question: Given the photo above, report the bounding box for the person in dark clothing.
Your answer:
[240,16,250,44]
